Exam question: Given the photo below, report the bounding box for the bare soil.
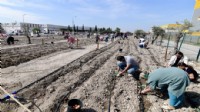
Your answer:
[0,37,200,112]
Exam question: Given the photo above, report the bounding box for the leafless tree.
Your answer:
[22,24,32,44]
[173,19,192,53]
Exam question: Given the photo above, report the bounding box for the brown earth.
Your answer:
[0,37,200,112]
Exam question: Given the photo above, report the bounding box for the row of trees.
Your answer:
[60,25,121,34]
[134,19,193,54]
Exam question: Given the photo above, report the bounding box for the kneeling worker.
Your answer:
[139,40,148,48]
[116,56,139,79]
[141,67,190,110]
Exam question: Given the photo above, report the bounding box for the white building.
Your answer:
[42,24,67,34]
[2,22,21,34]
[2,22,96,35]
[2,22,42,35]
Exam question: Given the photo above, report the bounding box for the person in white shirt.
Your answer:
[139,38,148,48]
[139,37,145,43]
[168,51,188,67]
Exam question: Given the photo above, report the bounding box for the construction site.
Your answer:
[0,35,200,112]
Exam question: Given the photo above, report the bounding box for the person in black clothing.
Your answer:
[95,34,100,44]
[95,34,100,49]
[87,33,90,38]
[178,62,199,82]
[7,35,14,45]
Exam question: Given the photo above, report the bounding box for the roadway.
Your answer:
[162,40,200,62]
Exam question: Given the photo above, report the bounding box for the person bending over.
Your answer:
[141,67,190,110]
[116,56,139,79]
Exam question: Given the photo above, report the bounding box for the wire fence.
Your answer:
[184,34,200,45]
[155,33,200,62]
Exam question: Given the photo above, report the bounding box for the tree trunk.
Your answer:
[173,33,183,53]
[27,36,31,44]
[159,35,164,46]
[37,32,40,37]
[151,35,159,44]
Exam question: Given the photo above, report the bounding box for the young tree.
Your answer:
[73,25,76,32]
[89,27,92,33]
[22,24,31,44]
[95,25,98,32]
[151,26,165,44]
[99,28,103,34]
[67,25,72,32]
[115,27,120,33]
[82,24,85,32]
[106,27,112,33]
[76,26,78,32]
[134,29,146,39]
[32,28,40,37]
[173,19,192,53]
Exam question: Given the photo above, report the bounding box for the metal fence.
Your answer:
[157,33,200,62]
[183,34,200,45]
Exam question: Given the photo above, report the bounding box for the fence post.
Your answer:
[165,33,171,61]
[196,49,200,62]
[178,33,186,51]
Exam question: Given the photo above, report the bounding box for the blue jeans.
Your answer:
[117,62,139,77]
[139,44,144,48]
[168,92,184,108]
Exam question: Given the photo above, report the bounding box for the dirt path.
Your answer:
[11,41,117,112]
[0,42,108,90]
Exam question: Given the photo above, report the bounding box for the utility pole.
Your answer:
[23,14,27,23]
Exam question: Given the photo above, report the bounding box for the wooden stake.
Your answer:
[0,86,32,112]
[165,33,171,62]
[196,49,200,62]
[76,38,78,48]
[96,42,99,49]
[178,33,186,51]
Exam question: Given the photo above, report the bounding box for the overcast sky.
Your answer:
[0,0,196,32]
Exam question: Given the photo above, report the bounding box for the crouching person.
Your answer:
[116,56,139,79]
[141,67,190,110]
[178,62,199,82]
[139,41,148,48]
[67,36,76,49]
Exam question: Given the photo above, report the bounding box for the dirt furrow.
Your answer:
[130,38,198,112]
[130,38,168,112]
[14,42,118,112]
[109,39,141,112]
[61,39,141,112]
